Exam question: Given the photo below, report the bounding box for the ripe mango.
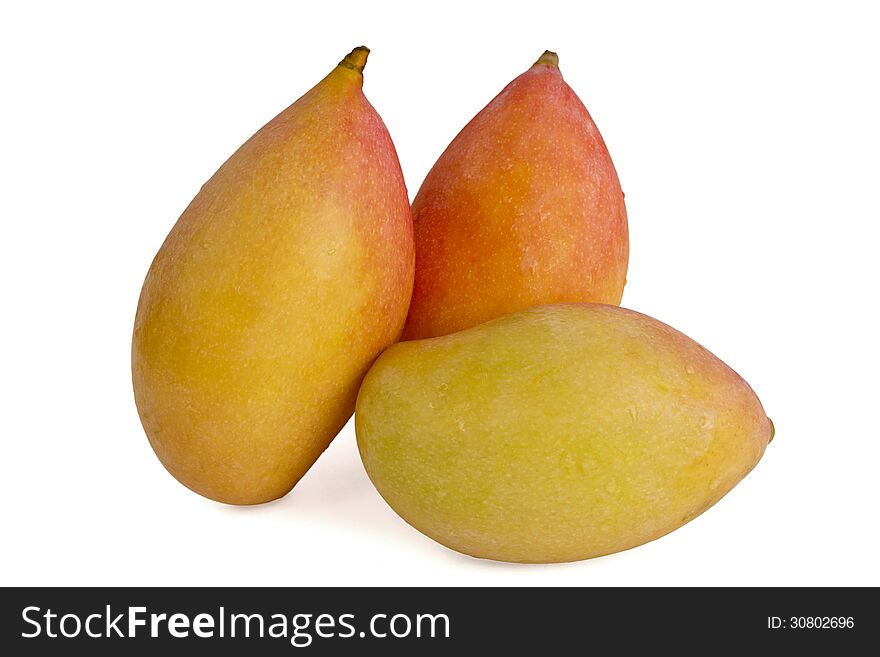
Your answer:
[356,304,772,563]
[132,48,414,505]
[402,52,629,340]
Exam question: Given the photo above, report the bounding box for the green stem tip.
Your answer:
[340,46,370,73]
[535,50,559,67]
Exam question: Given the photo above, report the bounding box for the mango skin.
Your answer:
[133,49,414,505]
[357,304,771,563]
[402,53,629,340]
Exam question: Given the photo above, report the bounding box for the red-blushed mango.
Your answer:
[357,304,772,563]
[402,52,629,340]
[132,48,414,505]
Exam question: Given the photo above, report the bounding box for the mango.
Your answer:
[356,304,771,563]
[402,52,629,340]
[132,47,414,505]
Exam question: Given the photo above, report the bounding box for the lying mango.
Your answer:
[356,304,772,563]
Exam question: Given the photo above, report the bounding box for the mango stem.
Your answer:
[339,46,370,73]
[535,50,559,67]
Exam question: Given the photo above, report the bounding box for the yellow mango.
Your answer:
[132,48,414,505]
[356,304,772,563]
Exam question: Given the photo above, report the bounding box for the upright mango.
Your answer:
[357,304,772,563]
[403,51,629,340]
[133,47,414,505]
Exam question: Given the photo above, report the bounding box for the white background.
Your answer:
[2,1,878,586]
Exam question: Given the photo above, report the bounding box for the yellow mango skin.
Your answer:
[356,304,771,563]
[133,48,414,505]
